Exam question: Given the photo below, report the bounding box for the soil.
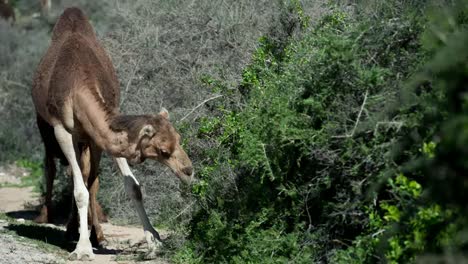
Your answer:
[0,164,170,264]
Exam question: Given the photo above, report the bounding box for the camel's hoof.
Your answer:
[144,240,163,260]
[34,215,48,224]
[98,238,108,248]
[68,245,95,261]
[34,207,50,224]
[153,239,163,250]
[68,251,95,261]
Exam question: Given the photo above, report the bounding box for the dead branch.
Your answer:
[121,57,142,105]
[332,89,369,138]
[5,79,29,89]
[179,94,223,122]
[373,121,403,136]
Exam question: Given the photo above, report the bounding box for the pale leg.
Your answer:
[114,157,162,257]
[54,125,94,260]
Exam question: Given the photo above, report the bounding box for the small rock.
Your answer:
[16,218,25,223]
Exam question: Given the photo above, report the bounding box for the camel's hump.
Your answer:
[51,7,95,41]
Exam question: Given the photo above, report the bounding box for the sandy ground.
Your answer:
[0,186,38,213]
[0,164,170,264]
[0,229,60,264]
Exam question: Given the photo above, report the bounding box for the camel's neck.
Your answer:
[86,112,145,160]
[108,114,153,159]
[74,90,147,160]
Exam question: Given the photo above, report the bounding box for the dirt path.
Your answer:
[0,186,37,213]
[0,164,170,264]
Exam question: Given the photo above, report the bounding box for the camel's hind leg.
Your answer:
[35,115,59,223]
[35,151,56,223]
[84,143,107,247]
[66,179,79,242]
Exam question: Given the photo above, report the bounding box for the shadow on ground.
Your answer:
[5,222,124,256]
[6,210,38,221]
[7,207,75,225]
[6,222,74,251]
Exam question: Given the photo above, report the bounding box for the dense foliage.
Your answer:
[174,1,468,263]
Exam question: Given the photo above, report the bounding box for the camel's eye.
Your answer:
[160,149,170,158]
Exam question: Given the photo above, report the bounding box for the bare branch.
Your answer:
[171,201,196,221]
[261,143,274,180]
[373,121,403,136]
[332,89,369,139]
[179,94,223,122]
[4,79,29,89]
[121,57,142,106]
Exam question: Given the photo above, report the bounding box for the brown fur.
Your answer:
[110,114,175,143]
[32,7,119,125]
[32,7,193,249]
[32,7,117,246]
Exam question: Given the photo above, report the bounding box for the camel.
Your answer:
[31,7,194,261]
[0,0,15,24]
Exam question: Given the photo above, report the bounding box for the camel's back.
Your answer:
[32,7,120,123]
[51,7,95,41]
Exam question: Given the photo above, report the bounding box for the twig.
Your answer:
[5,80,29,89]
[350,89,369,135]
[171,201,196,220]
[261,143,274,179]
[373,121,403,136]
[371,229,385,237]
[332,239,351,247]
[179,94,223,122]
[332,89,369,138]
[121,57,142,105]
[304,186,313,232]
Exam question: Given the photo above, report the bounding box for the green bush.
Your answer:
[174,1,442,262]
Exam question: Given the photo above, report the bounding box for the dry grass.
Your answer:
[0,0,329,237]
[97,0,291,229]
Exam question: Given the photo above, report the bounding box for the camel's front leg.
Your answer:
[114,157,162,257]
[54,125,94,261]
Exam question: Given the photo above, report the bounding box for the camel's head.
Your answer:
[135,109,194,184]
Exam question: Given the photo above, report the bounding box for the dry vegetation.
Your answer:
[0,0,327,231]
[99,0,293,227]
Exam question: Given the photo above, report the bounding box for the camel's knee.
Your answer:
[124,176,142,201]
[74,188,89,209]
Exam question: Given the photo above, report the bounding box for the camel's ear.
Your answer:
[159,107,170,120]
[139,125,155,139]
